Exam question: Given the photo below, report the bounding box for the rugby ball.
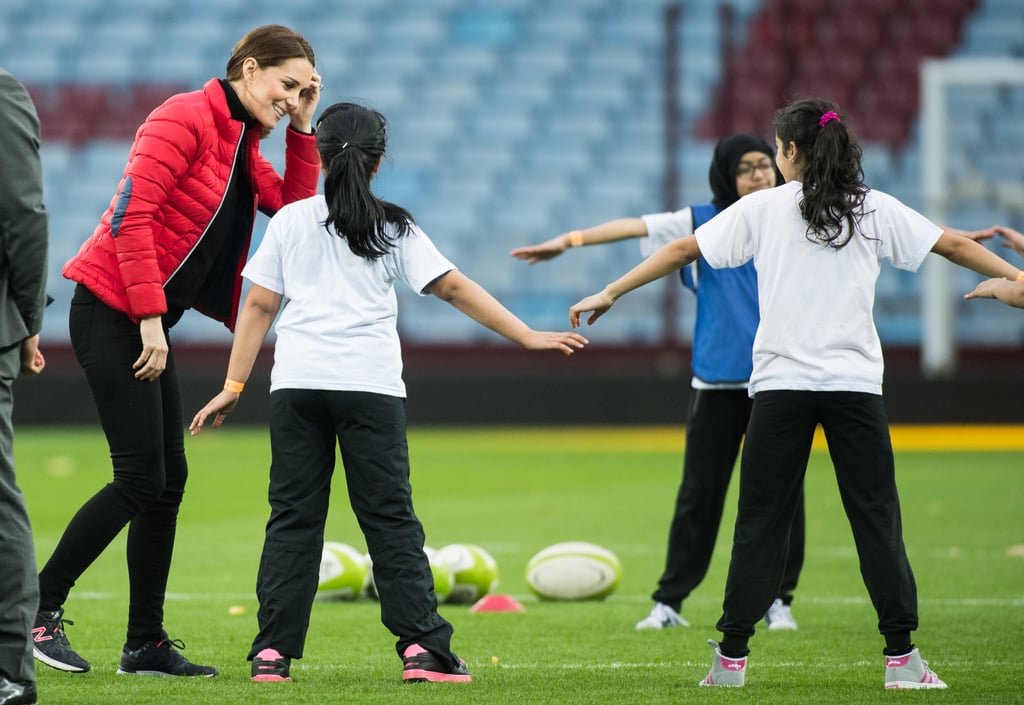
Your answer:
[436,543,499,605]
[361,546,453,602]
[425,546,454,603]
[525,542,622,601]
[317,541,368,600]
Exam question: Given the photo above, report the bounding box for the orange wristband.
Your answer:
[223,378,245,393]
[1016,271,1024,281]
[568,230,585,247]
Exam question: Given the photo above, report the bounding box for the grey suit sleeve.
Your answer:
[0,68,49,341]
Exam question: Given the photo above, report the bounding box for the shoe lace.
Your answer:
[46,613,75,643]
[158,638,188,652]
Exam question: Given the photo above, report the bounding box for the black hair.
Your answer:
[708,133,782,210]
[315,102,414,259]
[773,98,870,249]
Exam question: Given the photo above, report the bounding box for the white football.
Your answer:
[525,541,622,601]
[317,541,368,600]
[436,543,499,604]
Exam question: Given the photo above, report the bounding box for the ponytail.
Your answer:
[774,98,870,249]
[316,103,414,259]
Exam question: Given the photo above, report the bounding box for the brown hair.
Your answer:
[225,25,315,81]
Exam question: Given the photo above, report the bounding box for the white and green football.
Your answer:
[435,543,499,604]
[317,541,368,600]
[525,541,622,601]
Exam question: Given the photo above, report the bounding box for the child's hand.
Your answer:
[190,390,241,435]
[521,331,589,355]
[569,290,616,327]
[510,234,572,264]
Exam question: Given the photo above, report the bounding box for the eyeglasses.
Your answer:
[736,160,774,178]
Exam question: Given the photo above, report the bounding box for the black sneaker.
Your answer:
[116,638,217,677]
[401,644,472,683]
[251,648,291,682]
[32,609,91,673]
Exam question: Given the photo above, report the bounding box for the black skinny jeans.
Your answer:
[37,285,187,646]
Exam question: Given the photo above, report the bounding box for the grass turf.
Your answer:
[16,426,1024,704]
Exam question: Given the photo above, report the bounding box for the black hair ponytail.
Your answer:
[315,102,414,259]
[774,98,870,249]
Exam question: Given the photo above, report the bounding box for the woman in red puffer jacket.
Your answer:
[33,25,322,679]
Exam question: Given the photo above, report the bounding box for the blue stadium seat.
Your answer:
[14,0,1023,347]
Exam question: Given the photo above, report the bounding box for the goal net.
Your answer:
[919,57,1024,377]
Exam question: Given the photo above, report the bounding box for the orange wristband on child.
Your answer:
[568,230,585,247]
[1016,271,1024,281]
[223,378,245,393]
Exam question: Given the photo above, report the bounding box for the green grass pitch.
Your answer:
[15,426,1024,704]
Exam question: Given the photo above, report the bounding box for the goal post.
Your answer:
[919,57,1024,378]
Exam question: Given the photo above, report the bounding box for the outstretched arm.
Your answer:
[425,270,588,355]
[189,284,283,434]
[931,230,1021,279]
[965,276,1024,308]
[992,225,1024,257]
[510,218,648,264]
[569,235,702,327]
[942,224,998,242]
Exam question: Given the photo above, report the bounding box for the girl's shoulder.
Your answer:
[275,194,327,218]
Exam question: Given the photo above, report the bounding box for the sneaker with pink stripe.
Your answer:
[884,648,947,689]
[699,639,746,687]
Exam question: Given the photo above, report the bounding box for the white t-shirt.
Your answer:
[694,181,942,396]
[640,208,695,256]
[242,195,455,396]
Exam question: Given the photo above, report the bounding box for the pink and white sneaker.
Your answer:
[884,648,947,689]
[699,639,746,687]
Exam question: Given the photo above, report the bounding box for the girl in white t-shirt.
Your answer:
[190,102,587,685]
[568,97,1021,690]
[510,134,806,634]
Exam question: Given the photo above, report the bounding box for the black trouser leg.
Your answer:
[652,389,748,611]
[820,393,917,642]
[717,391,815,651]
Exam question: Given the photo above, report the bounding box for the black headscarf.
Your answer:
[708,133,782,210]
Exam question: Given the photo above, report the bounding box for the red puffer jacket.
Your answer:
[63,78,320,330]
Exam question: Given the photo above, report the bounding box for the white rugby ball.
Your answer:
[525,541,622,601]
[436,543,499,604]
[317,541,368,600]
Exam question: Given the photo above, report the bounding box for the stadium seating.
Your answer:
[1,0,1021,345]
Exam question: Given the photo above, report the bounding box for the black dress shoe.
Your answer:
[0,678,36,705]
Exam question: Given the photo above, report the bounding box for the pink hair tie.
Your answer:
[818,111,840,128]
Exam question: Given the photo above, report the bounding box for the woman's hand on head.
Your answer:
[291,70,323,133]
